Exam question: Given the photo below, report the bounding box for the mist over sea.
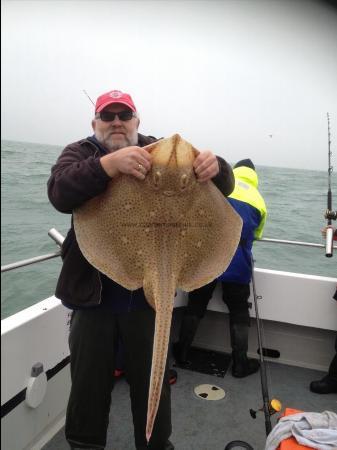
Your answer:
[1,139,336,319]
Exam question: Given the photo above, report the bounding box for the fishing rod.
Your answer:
[83,89,95,107]
[224,256,281,450]
[248,255,281,436]
[325,113,336,258]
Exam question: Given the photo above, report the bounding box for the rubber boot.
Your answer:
[230,323,259,378]
[172,315,200,365]
[310,375,337,394]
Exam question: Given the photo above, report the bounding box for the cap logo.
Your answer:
[109,90,123,98]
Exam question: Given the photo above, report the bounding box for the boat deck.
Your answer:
[42,357,337,450]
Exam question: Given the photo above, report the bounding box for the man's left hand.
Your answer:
[193,151,220,182]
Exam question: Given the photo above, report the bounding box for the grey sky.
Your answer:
[2,0,337,170]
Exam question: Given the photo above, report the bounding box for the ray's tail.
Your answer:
[143,281,175,443]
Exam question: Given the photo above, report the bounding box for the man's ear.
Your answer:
[91,119,96,131]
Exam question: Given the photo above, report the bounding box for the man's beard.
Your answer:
[103,129,138,152]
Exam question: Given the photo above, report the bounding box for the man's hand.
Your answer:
[100,146,152,180]
[193,151,220,182]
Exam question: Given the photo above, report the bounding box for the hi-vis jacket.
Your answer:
[218,166,267,284]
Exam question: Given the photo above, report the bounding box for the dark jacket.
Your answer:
[47,133,235,308]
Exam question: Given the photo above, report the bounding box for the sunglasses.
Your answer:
[96,110,136,122]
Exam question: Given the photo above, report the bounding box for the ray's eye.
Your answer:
[153,171,162,188]
[180,174,188,190]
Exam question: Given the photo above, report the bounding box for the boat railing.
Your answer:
[1,228,336,273]
[1,228,64,273]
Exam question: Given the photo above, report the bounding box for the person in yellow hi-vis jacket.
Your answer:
[173,159,267,378]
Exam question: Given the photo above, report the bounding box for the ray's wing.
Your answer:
[74,176,151,290]
[177,182,242,291]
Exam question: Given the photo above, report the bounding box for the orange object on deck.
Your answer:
[276,408,312,450]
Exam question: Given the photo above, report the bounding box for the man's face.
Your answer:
[92,103,140,152]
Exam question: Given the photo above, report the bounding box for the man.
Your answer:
[310,226,337,394]
[47,89,235,450]
[173,159,267,378]
[310,331,337,394]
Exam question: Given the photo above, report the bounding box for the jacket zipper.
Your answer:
[128,291,133,312]
[97,271,102,304]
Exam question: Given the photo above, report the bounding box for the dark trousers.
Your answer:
[186,279,251,326]
[65,308,172,449]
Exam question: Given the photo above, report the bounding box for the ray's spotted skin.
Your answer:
[73,134,242,441]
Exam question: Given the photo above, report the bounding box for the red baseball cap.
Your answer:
[95,90,136,113]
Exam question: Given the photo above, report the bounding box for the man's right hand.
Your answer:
[100,146,152,180]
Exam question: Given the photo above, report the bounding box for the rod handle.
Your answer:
[325,226,334,257]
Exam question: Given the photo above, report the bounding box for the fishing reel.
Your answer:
[249,398,282,419]
[325,209,337,221]
[223,400,282,450]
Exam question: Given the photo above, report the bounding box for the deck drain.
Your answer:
[194,384,225,400]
